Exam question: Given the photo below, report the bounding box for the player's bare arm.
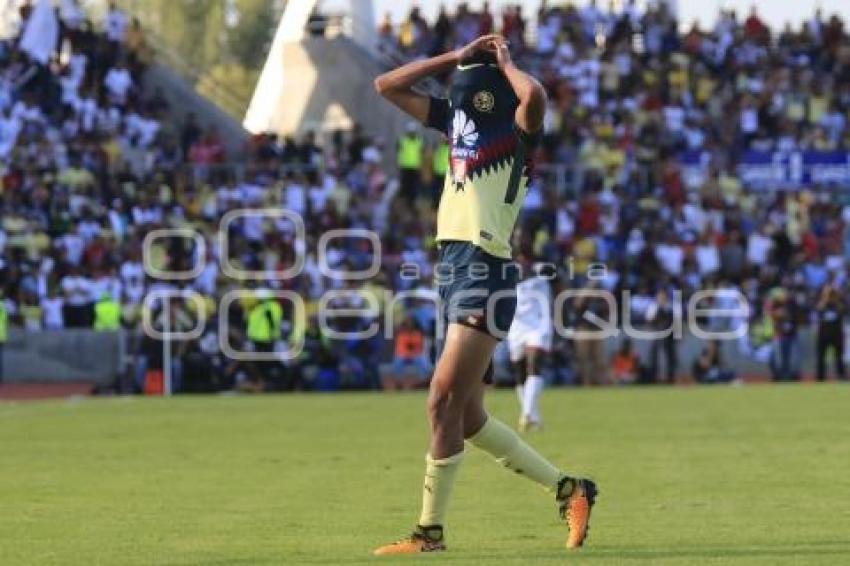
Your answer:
[491,38,547,134]
[374,35,502,123]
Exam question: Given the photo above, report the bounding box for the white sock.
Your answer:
[515,383,524,409]
[523,375,545,422]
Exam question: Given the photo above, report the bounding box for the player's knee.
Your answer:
[427,385,463,427]
[462,404,487,438]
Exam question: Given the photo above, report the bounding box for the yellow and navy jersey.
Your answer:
[425,81,538,259]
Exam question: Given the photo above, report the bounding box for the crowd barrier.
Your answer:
[1,327,833,386]
[2,329,124,385]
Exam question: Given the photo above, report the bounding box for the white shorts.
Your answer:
[507,321,553,362]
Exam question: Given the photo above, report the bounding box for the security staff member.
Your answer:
[93,292,122,331]
[397,122,424,206]
[246,291,283,387]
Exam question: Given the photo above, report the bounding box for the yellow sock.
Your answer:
[418,451,464,527]
[467,416,563,492]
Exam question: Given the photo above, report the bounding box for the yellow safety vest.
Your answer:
[94,298,122,331]
[433,141,449,176]
[0,302,7,342]
[397,135,423,170]
[247,300,283,343]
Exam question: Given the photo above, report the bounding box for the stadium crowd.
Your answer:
[1,1,850,391]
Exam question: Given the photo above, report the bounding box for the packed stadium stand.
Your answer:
[2,0,850,394]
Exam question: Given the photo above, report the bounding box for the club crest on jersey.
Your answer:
[473,90,495,113]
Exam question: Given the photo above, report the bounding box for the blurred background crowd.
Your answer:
[2,1,850,393]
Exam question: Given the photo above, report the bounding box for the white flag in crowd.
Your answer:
[19,0,58,64]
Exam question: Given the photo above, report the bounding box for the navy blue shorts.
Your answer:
[435,241,518,381]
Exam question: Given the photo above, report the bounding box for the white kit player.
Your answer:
[508,261,555,431]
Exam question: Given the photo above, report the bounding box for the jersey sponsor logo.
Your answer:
[473,90,495,113]
[451,109,478,148]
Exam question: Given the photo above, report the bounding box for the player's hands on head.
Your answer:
[491,37,512,70]
[455,34,502,62]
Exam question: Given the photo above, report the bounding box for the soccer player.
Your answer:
[373,35,597,555]
[508,261,554,431]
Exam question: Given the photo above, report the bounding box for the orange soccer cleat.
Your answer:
[373,526,446,556]
[558,477,598,549]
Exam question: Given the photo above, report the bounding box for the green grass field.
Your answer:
[2,384,849,565]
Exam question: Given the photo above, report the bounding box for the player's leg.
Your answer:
[464,371,598,549]
[427,323,498,457]
[520,346,546,430]
[462,377,488,438]
[521,322,553,428]
[374,323,498,555]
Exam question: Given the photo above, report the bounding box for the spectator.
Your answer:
[692,340,736,383]
[42,286,65,330]
[188,127,225,165]
[384,316,429,390]
[93,291,122,331]
[646,288,679,383]
[572,282,610,386]
[244,291,283,390]
[766,288,799,381]
[610,339,639,384]
[396,122,423,206]
[104,1,128,45]
[180,112,201,158]
[814,282,846,381]
[61,265,94,328]
[135,299,194,393]
[103,59,133,105]
[124,18,152,74]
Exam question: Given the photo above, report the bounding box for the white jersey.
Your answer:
[513,276,552,328]
[508,275,553,361]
